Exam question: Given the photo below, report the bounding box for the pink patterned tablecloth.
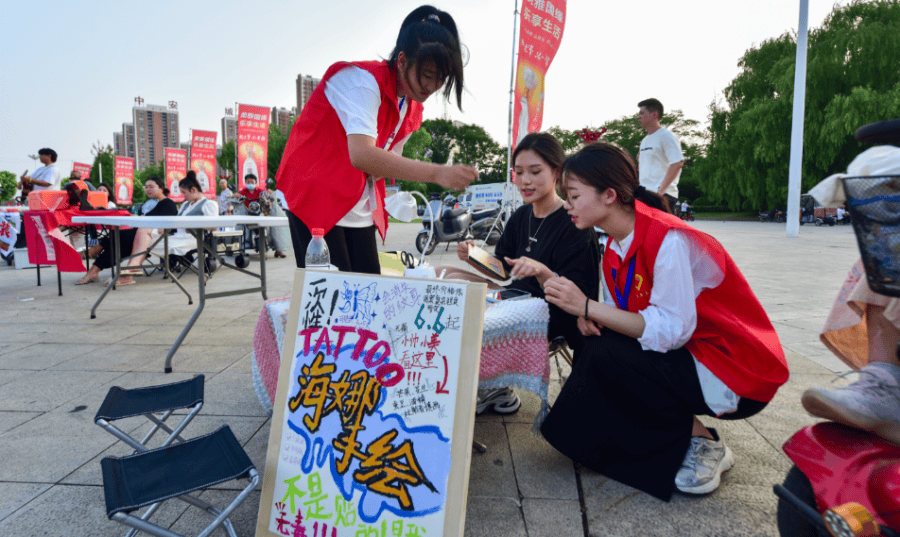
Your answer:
[252,296,550,423]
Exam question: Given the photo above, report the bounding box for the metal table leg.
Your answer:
[161,232,192,304]
[164,229,207,373]
[90,226,122,319]
[258,226,268,300]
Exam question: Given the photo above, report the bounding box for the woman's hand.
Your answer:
[577,316,603,337]
[457,240,474,262]
[543,275,587,317]
[435,165,478,191]
[505,257,553,285]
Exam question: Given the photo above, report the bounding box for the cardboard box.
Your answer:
[28,191,68,211]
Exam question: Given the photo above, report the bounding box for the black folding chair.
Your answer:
[101,425,259,537]
[94,375,204,453]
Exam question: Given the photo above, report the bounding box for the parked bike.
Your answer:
[415,193,474,255]
[470,200,504,246]
[760,207,786,223]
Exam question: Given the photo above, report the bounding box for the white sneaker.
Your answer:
[475,387,522,415]
[802,362,900,445]
[674,429,734,495]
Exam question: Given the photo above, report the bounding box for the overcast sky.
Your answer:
[0,0,842,177]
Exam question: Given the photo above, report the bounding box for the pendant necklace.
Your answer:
[526,202,561,253]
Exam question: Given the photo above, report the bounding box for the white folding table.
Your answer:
[72,214,289,373]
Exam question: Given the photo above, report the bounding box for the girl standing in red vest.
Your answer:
[540,143,789,501]
[275,5,477,273]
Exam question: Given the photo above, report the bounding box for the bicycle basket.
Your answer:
[842,175,900,297]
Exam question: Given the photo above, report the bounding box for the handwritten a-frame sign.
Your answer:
[257,269,486,537]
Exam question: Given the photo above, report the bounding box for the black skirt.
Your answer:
[540,329,766,501]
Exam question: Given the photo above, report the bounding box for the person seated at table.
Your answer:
[114,172,222,285]
[438,132,601,413]
[538,142,788,501]
[231,173,290,259]
[75,176,177,285]
[97,183,117,209]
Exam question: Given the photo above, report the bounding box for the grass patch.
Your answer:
[389,217,423,224]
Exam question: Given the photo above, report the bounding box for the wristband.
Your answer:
[584,297,590,319]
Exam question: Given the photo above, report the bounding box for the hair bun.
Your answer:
[634,185,647,197]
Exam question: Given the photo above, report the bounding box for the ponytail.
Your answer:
[389,5,465,109]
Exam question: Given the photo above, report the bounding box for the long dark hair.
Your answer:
[562,143,668,212]
[388,5,465,109]
[513,132,565,186]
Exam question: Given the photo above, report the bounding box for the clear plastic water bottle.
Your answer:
[305,228,330,270]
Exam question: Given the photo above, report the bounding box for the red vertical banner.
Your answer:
[190,130,218,200]
[512,0,566,150]
[114,157,134,205]
[165,148,188,203]
[72,162,92,181]
[236,104,270,191]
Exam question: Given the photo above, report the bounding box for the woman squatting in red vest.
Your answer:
[540,143,789,501]
[275,6,478,273]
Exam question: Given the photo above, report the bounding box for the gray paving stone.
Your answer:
[464,496,526,537]
[0,341,34,357]
[221,352,255,374]
[201,373,270,417]
[0,370,123,411]
[467,422,518,499]
[0,482,51,522]
[0,369,33,388]
[522,498,583,537]
[168,489,261,537]
[47,343,162,371]
[0,483,188,537]
[506,422,578,501]
[0,410,41,435]
[132,344,249,374]
[0,343,101,370]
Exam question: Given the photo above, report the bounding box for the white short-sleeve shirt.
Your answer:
[638,128,684,198]
[324,66,411,228]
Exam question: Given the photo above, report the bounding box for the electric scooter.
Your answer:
[774,118,900,537]
[415,193,473,255]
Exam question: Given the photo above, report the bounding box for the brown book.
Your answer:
[468,244,507,280]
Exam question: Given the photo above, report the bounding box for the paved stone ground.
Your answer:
[0,220,859,537]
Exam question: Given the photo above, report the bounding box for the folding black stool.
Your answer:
[94,375,205,453]
[101,425,259,537]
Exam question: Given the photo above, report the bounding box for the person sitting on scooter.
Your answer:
[232,173,291,259]
[539,142,789,501]
[811,260,900,445]
[439,132,601,414]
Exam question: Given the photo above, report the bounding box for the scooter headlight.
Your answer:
[822,502,880,537]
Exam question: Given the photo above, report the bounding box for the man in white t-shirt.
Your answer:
[19,148,63,192]
[637,99,684,214]
[217,179,232,214]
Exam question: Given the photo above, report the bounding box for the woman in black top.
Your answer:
[444,132,601,358]
[75,176,178,285]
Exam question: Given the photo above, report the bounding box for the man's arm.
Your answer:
[656,160,684,197]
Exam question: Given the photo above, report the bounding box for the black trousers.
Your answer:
[540,330,766,501]
[286,210,380,274]
[93,228,138,271]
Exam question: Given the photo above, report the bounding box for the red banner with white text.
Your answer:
[165,148,188,203]
[114,157,134,205]
[72,162,92,182]
[236,104,270,191]
[511,0,566,150]
[190,130,218,200]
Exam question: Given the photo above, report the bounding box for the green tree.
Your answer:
[267,116,297,187]
[696,0,900,211]
[90,141,116,191]
[415,119,507,191]
[546,126,582,154]
[217,140,237,183]
[0,171,16,202]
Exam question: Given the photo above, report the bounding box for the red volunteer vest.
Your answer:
[603,202,789,402]
[275,60,424,241]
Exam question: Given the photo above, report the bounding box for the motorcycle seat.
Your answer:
[472,209,499,220]
[444,207,468,218]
